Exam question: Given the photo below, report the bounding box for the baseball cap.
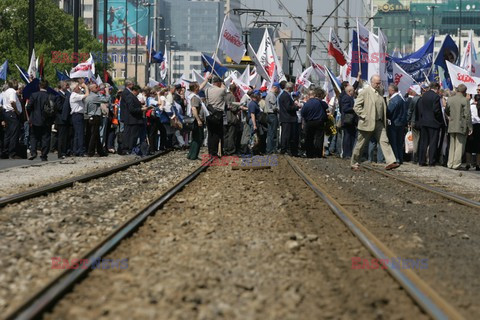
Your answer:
[252,90,261,96]
[272,82,281,88]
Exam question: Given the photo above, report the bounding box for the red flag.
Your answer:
[38,55,44,79]
[328,28,347,66]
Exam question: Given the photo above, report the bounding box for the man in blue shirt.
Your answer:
[301,88,328,158]
[247,90,263,154]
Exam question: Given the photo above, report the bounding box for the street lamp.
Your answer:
[409,19,421,52]
[142,1,154,85]
[427,5,438,36]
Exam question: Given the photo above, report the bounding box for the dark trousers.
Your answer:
[280,122,299,156]
[57,124,70,157]
[187,123,204,160]
[71,113,85,156]
[342,125,357,159]
[304,120,325,158]
[266,114,279,154]
[387,125,405,164]
[87,115,104,156]
[3,111,20,157]
[418,126,440,165]
[206,116,223,156]
[30,125,51,159]
[126,124,142,152]
[223,123,237,155]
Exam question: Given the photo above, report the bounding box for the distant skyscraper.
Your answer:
[161,0,224,52]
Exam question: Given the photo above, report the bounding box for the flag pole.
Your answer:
[356,20,361,79]
[210,14,228,78]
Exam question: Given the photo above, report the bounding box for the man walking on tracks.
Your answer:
[351,75,399,171]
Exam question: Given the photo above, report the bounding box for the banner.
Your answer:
[256,28,286,81]
[446,61,480,95]
[218,15,245,64]
[160,44,168,80]
[296,66,313,89]
[27,49,37,78]
[392,62,416,97]
[386,35,435,84]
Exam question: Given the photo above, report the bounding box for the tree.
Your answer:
[0,0,110,84]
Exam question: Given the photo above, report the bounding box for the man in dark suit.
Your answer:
[340,85,357,159]
[278,82,299,156]
[119,80,134,154]
[26,80,53,161]
[417,82,444,166]
[387,84,407,164]
[123,84,147,153]
[55,81,71,159]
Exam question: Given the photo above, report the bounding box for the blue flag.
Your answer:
[350,30,368,81]
[0,60,7,80]
[22,78,40,99]
[201,53,228,78]
[15,64,30,84]
[152,51,164,63]
[56,68,70,81]
[387,35,435,84]
[434,35,458,90]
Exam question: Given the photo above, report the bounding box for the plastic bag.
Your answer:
[405,130,414,154]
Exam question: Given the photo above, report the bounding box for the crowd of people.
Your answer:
[0,72,479,172]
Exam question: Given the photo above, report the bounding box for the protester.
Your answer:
[417,82,443,166]
[26,80,54,161]
[70,81,90,157]
[224,83,239,155]
[247,90,264,154]
[445,84,473,170]
[406,86,421,163]
[350,75,399,170]
[2,80,23,159]
[339,85,357,159]
[85,83,110,157]
[265,82,280,154]
[187,82,205,160]
[55,81,71,159]
[466,92,480,170]
[279,82,299,156]
[301,88,328,158]
[386,84,407,164]
[201,75,226,158]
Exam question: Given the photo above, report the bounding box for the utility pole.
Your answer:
[145,1,152,85]
[124,0,128,82]
[28,0,34,60]
[334,0,339,73]
[73,0,79,66]
[93,0,98,38]
[305,0,313,67]
[428,5,438,36]
[344,0,350,47]
[458,0,462,54]
[103,0,108,72]
[410,19,420,52]
[135,0,138,84]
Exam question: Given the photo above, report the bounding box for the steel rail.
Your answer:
[362,163,480,210]
[5,158,212,320]
[0,151,170,208]
[286,156,465,320]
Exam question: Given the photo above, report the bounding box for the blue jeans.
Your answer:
[71,113,85,156]
[368,137,385,163]
[266,114,278,154]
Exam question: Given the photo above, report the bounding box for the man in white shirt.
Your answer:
[2,80,23,159]
[69,81,90,156]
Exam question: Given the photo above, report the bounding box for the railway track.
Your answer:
[361,163,480,210]
[5,157,213,320]
[0,151,169,208]
[5,155,472,319]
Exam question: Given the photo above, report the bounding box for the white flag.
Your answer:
[256,28,286,81]
[356,20,370,53]
[148,78,160,87]
[88,53,95,76]
[27,49,37,78]
[296,67,313,89]
[239,64,250,86]
[367,33,380,83]
[392,62,416,97]
[378,28,389,91]
[192,69,212,88]
[95,75,103,85]
[231,76,251,98]
[307,55,326,81]
[446,60,480,95]
[69,59,94,79]
[247,43,269,80]
[249,67,262,90]
[160,44,168,80]
[460,31,480,77]
[218,15,245,64]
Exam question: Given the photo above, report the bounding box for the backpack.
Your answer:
[43,95,57,118]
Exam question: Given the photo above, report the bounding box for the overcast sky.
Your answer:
[240,0,366,70]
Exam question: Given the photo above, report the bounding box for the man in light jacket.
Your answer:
[445,84,473,170]
[351,75,399,170]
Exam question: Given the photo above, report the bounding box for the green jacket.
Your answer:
[445,94,473,134]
